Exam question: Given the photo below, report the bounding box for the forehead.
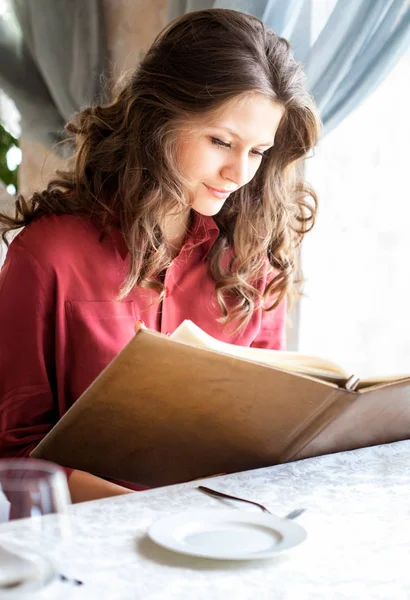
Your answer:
[202,93,284,143]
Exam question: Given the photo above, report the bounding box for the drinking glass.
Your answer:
[0,459,71,597]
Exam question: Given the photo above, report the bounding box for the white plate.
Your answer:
[148,509,307,560]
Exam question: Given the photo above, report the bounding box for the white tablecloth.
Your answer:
[2,440,410,599]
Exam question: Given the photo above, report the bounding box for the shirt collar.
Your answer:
[185,210,220,260]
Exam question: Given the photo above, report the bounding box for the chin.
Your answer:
[192,200,226,217]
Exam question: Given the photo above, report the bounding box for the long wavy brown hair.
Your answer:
[0,8,320,332]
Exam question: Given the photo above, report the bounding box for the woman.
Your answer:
[0,9,320,502]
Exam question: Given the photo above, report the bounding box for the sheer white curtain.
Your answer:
[300,50,410,377]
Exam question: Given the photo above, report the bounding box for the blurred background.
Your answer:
[0,0,409,377]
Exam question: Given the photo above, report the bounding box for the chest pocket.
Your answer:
[65,301,136,399]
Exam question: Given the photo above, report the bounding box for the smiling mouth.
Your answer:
[204,184,235,199]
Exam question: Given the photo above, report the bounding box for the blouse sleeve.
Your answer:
[0,242,72,479]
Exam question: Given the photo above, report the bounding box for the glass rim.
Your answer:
[0,458,66,488]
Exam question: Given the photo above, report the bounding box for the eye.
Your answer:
[211,137,231,149]
[251,149,266,159]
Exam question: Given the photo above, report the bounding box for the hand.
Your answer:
[68,469,133,503]
[134,320,146,334]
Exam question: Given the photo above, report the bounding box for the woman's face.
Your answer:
[177,93,284,216]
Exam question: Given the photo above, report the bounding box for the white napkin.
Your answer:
[0,544,45,590]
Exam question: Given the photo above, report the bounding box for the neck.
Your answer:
[162,209,191,257]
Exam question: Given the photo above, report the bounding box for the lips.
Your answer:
[204,184,235,199]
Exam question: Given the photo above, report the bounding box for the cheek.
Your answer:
[181,142,223,180]
[247,160,262,183]
[178,142,198,177]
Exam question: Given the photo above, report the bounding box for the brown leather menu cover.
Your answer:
[31,329,410,486]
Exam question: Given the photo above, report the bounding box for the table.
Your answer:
[2,440,410,599]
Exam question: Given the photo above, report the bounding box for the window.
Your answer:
[300,51,410,377]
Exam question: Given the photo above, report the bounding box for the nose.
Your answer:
[220,153,250,188]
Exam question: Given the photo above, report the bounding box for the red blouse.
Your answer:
[0,212,286,485]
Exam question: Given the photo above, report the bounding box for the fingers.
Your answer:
[134,320,146,333]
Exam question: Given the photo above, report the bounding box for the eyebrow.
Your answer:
[211,124,274,147]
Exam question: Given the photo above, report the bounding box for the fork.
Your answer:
[197,485,306,520]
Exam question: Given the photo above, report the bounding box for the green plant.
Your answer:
[0,122,18,190]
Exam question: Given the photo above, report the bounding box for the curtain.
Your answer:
[0,0,107,151]
[306,0,410,133]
